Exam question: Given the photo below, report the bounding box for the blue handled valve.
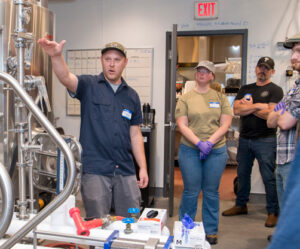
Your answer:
[122,217,135,234]
[128,208,140,220]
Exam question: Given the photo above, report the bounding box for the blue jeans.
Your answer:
[236,137,278,214]
[178,143,228,235]
[276,162,292,209]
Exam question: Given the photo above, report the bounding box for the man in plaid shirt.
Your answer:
[266,33,300,249]
[267,34,300,208]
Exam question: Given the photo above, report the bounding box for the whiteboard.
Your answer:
[66,48,153,116]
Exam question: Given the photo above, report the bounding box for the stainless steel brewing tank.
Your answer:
[0,0,54,169]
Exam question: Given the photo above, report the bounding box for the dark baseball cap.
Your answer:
[283,33,300,49]
[257,56,275,69]
[101,42,126,57]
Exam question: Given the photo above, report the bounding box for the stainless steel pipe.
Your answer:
[15,0,30,219]
[0,162,14,239]
[0,72,76,249]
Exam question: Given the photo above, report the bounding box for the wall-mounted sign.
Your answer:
[194,0,218,20]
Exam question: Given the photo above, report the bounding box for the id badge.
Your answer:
[122,109,132,120]
[209,102,220,108]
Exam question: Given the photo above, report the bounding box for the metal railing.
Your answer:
[0,162,14,239]
[0,72,76,249]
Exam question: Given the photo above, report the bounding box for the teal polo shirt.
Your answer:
[70,73,142,176]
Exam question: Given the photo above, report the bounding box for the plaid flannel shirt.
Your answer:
[276,79,300,164]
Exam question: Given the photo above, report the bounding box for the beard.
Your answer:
[291,61,300,72]
[257,72,267,82]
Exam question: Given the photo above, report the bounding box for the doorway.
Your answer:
[164,29,248,216]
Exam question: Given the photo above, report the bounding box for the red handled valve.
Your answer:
[69,207,103,236]
[84,218,103,230]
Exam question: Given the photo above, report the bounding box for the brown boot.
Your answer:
[265,213,278,227]
[222,205,248,216]
[206,234,218,245]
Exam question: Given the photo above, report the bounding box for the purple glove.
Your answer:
[196,140,213,155]
[274,101,286,115]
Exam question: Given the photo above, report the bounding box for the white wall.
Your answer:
[48,0,300,188]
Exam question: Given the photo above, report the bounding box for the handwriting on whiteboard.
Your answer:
[249,41,270,49]
[179,20,249,29]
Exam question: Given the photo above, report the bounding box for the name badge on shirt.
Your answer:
[122,109,132,120]
[209,102,220,108]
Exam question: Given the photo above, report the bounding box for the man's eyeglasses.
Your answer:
[196,68,210,74]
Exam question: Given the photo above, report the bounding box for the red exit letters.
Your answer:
[197,2,216,17]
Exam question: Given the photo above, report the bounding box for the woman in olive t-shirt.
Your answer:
[175,60,232,245]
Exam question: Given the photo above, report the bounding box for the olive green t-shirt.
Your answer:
[175,88,232,149]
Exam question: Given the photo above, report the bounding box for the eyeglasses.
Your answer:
[196,68,210,74]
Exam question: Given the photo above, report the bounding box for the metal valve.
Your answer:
[122,218,135,234]
[7,57,18,76]
[128,207,140,221]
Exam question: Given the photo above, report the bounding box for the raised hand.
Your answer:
[37,37,66,58]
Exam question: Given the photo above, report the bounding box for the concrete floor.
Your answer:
[153,194,274,249]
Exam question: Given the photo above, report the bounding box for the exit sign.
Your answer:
[194,0,218,20]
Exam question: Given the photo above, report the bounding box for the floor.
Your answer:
[152,166,275,249]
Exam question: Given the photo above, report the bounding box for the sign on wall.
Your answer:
[194,0,218,20]
[66,48,153,116]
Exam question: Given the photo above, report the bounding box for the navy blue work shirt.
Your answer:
[70,73,142,176]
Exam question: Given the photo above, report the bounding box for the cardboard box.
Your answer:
[137,208,167,235]
[173,221,205,248]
